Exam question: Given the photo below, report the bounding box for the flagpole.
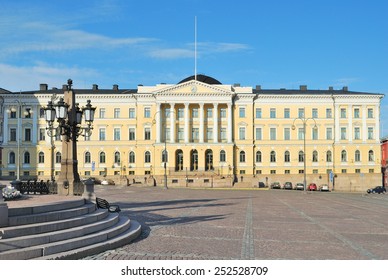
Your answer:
[194,16,197,81]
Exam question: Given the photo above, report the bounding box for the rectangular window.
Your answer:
[129,128,135,140]
[207,108,212,118]
[144,107,151,118]
[341,169,347,174]
[178,108,184,118]
[354,108,360,118]
[129,108,135,119]
[255,108,262,118]
[24,128,31,141]
[239,127,246,140]
[239,107,246,118]
[368,127,374,140]
[207,128,213,141]
[284,128,290,140]
[192,128,199,141]
[355,169,361,174]
[312,127,318,140]
[192,108,198,118]
[354,127,360,140]
[177,128,183,140]
[255,127,262,140]
[285,170,290,174]
[270,128,276,140]
[326,127,332,140]
[39,128,46,141]
[220,108,226,118]
[270,170,276,174]
[10,111,16,118]
[220,128,227,140]
[114,108,120,118]
[99,128,106,141]
[368,108,373,118]
[10,128,17,141]
[298,128,304,140]
[340,108,346,118]
[270,108,276,118]
[114,128,121,141]
[341,127,347,140]
[284,108,290,119]
[99,108,105,119]
[326,108,332,118]
[144,127,151,140]
[312,108,318,118]
[298,108,304,118]
[369,169,374,173]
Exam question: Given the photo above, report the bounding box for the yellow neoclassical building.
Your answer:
[0,75,384,191]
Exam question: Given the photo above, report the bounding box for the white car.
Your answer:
[295,183,304,190]
[319,184,329,191]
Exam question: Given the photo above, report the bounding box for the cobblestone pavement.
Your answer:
[83,185,388,260]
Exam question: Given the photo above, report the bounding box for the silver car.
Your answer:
[295,183,304,190]
[319,184,330,191]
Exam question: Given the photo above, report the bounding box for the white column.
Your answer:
[213,103,218,143]
[375,104,380,141]
[362,105,367,141]
[348,105,352,142]
[3,106,8,143]
[335,104,340,142]
[170,103,175,143]
[199,103,204,143]
[227,103,233,143]
[32,105,38,144]
[156,103,161,143]
[184,103,189,143]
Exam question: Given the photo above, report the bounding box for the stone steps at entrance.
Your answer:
[0,198,141,260]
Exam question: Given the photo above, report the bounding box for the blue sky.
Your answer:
[1,0,387,136]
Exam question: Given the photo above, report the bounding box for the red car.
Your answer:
[308,183,317,191]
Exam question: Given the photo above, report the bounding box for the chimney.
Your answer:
[92,84,98,90]
[328,86,334,91]
[113,84,119,90]
[299,85,307,91]
[39,83,48,91]
[233,83,241,87]
[342,86,348,91]
[62,84,68,91]
[255,85,261,90]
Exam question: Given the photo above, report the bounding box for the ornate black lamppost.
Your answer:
[44,79,96,195]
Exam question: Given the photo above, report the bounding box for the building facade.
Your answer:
[382,137,388,187]
[0,75,384,191]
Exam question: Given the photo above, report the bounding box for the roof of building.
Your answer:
[178,74,222,85]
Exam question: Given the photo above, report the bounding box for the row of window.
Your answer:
[8,149,375,166]
[254,107,375,119]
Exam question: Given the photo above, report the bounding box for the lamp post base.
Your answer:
[0,202,9,227]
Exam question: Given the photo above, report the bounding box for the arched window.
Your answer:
[341,150,347,162]
[284,151,290,162]
[270,151,276,162]
[219,150,226,162]
[298,151,304,162]
[162,150,168,163]
[239,151,246,163]
[24,151,30,164]
[355,150,361,162]
[256,151,262,163]
[84,151,91,163]
[114,151,120,164]
[9,152,15,164]
[56,152,61,163]
[145,151,151,163]
[38,151,45,163]
[326,151,332,162]
[129,151,135,163]
[99,151,106,163]
[368,150,374,162]
[312,150,318,162]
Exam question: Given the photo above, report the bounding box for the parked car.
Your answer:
[308,183,317,191]
[319,184,329,192]
[283,182,293,190]
[295,183,304,190]
[101,179,115,185]
[367,186,386,194]
[270,182,281,189]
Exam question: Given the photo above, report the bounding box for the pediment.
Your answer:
[153,80,233,95]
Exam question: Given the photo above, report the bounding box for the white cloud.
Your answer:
[0,63,99,91]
